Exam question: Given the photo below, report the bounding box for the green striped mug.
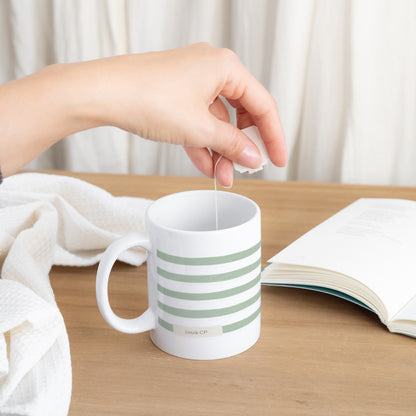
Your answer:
[96,190,261,360]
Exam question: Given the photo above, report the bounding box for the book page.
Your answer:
[268,198,416,321]
[391,295,416,322]
[387,295,416,337]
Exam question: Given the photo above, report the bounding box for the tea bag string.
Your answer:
[214,155,223,230]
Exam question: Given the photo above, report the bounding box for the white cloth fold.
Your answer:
[0,173,152,416]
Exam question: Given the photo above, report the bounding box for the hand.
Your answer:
[90,43,287,186]
[0,43,287,184]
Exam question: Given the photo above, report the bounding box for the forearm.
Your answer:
[0,63,103,177]
[0,45,286,186]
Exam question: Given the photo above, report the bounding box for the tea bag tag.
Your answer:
[233,126,269,174]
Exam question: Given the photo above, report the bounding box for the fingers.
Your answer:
[209,96,230,124]
[203,114,263,169]
[226,98,254,130]
[220,54,288,167]
[184,97,235,186]
[184,146,234,187]
[228,99,287,167]
[184,146,214,178]
[212,151,234,188]
[208,100,234,187]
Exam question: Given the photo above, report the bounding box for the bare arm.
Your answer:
[0,43,287,186]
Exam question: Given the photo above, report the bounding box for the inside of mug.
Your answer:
[148,191,258,232]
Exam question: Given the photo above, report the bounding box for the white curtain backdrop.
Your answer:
[1,0,415,186]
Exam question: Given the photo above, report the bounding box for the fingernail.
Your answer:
[237,143,262,168]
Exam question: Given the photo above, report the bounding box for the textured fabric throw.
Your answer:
[0,173,151,415]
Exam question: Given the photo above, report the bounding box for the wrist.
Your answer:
[40,62,108,132]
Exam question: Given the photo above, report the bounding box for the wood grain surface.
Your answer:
[48,171,416,416]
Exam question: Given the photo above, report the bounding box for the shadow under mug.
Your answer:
[96,190,261,360]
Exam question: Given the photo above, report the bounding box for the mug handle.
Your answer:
[96,232,156,334]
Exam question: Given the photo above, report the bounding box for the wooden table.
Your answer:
[50,172,416,416]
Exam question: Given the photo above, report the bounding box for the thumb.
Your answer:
[205,115,263,169]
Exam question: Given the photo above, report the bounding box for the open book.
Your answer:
[261,198,416,338]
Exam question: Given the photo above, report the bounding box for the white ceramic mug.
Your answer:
[96,190,261,360]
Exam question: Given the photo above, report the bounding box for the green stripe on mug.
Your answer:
[157,241,261,265]
[222,306,261,333]
[157,257,261,283]
[158,305,261,335]
[157,273,260,300]
[157,289,260,318]
[158,317,174,332]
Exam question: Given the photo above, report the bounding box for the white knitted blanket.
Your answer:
[0,173,151,415]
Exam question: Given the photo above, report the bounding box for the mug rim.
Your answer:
[146,190,260,235]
